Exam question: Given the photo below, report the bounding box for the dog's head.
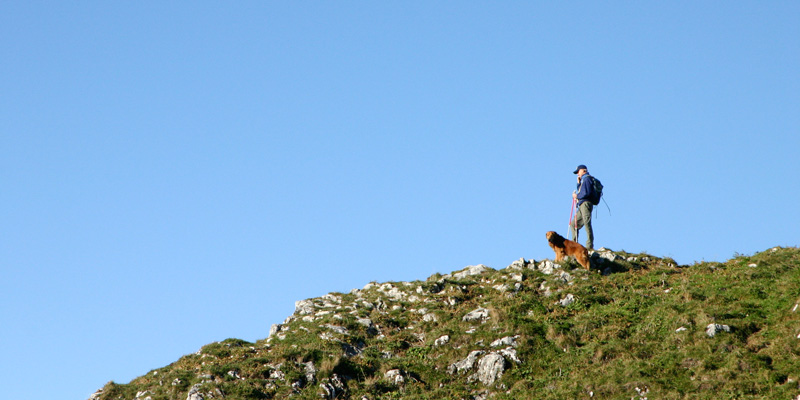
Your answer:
[546,231,565,245]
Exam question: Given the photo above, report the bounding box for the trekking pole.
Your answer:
[569,197,576,240]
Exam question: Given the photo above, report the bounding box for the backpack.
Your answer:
[589,176,603,205]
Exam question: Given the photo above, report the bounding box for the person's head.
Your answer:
[573,164,588,177]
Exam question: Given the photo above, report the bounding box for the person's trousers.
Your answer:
[570,201,594,250]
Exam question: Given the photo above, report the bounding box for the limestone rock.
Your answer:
[294,299,316,315]
[538,260,561,275]
[462,307,490,323]
[490,335,519,348]
[88,386,106,400]
[186,384,203,400]
[135,390,153,400]
[505,258,529,270]
[304,361,317,384]
[448,350,485,374]
[322,324,349,335]
[319,374,346,399]
[558,294,575,307]
[498,347,521,364]
[472,352,506,385]
[384,369,405,385]
[556,271,573,284]
[492,283,510,292]
[434,335,450,347]
[356,317,379,335]
[706,323,731,337]
[378,284,407,301]
[269,323,282,338]
[448,264,492,280]
[594,250,621,263]
[539,281,553,297]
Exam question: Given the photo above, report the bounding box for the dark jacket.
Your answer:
[576,174,595,207]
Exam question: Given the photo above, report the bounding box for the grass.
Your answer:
[92,246,800,400]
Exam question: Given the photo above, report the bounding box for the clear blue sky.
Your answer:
[2,2,797,399]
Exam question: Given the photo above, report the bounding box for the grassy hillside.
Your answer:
[90,246,800,400]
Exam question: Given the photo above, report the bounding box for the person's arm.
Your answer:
[576,177,593,200]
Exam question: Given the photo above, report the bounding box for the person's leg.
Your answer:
[581,202,594,250]
[571,206,585,241]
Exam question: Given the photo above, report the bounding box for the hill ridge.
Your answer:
[90,246,800,400]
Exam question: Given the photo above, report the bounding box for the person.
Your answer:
[570,164,594,250]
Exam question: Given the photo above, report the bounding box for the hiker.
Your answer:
[570,164,595,250]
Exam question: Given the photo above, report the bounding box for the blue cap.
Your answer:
[573,164,587,174]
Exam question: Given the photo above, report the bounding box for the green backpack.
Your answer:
[589,176,603,206]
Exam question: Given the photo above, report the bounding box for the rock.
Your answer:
[384,369,405,385]
[135,390,152,400]
[462,307,491,323]
[498,347,521,364]
[378,284,407,301]
[270,364,286,381]
[676,327,688,332]
[556,271,573,284]
[539,281,553,297]
[472,352,506,385]
[538,260,561,275]
[304,361,317,384]
[342,341,365,357]
[269,324,282,338]
[294,299,316,315]
[319,374,346,399]
[322,324,349,335]
[592,250,620,264]
[558,294,575,307]
[434,335,450,347]
[705,323,731,337]
[186,384,204,400]
[490,336,519,348]
[448,350,485,374]
[505,258,528,270]
[449,264,493,280]
[88,385,109,400]
[356,318,379,335]
[423,313,438,322]
[493,283,510,292]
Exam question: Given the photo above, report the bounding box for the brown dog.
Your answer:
[546,231,591,270]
